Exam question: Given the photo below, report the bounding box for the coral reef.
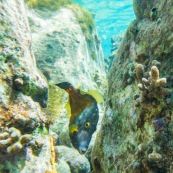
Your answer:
[27,1,106,163]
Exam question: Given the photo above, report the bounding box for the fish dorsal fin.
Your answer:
[65,96,71,117]
[78,86,104,103]
[87,90,104,103]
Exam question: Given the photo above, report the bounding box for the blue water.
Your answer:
[74,0,135,58]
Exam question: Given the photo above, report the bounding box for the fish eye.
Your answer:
[85,122,90,129]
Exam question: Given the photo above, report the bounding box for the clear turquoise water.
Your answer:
[74,0,135,58]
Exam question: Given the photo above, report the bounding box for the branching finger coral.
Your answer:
[134,61,172,131]
[135,62,170,108]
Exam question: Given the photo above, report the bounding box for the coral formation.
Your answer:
[135,62,170,109]
[0,127,31,154]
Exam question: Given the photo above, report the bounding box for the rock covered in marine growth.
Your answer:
[55,146,91,173]
[92,0,173,172]
[0,0,48,108]
[0,0,58,172]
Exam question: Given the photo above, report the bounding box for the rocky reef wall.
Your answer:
[92,0,173,172]
[0,0,106,172]
[0,0,55,172]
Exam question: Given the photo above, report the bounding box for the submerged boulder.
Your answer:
[56,146,91,173]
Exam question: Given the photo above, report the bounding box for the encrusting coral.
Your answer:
[0,97,48,157]
[0,127,32,154]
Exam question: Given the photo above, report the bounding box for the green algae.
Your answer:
[45,82,67,121]
[25,0,73,10]
[68,4,94,43]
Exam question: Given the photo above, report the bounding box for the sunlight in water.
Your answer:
[74,0,135,57]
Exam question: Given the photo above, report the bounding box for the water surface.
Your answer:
[75,0,135,57]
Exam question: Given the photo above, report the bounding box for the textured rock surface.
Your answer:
[105,33,124,72]
[28,7,106,91]
[0,0,107,172]
[56,145,91,173]
[0,0,48,108]
[0,0,56,172]
[92,0,173,172]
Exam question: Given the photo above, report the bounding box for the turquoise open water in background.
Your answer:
[74,0,135,58]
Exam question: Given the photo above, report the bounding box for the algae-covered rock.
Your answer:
[1,0,106,172]
[0,0,56,172]
[55,159,71,173]
[92,0,173,172]
[0,0,48,108]
[56,145,91,173]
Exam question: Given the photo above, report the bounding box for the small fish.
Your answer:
[56,82,103,154]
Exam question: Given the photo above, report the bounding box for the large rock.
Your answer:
[0,0,48,108]
[55,146,91,173]
[0,0,57,172]
[92,0,173,172]
[28,7,106,92]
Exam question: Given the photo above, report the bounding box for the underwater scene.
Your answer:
[0,0,173,173]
